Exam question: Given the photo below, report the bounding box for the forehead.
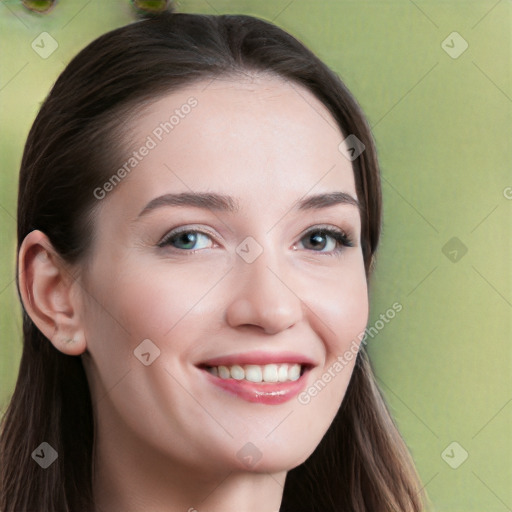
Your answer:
[103,74,357,218]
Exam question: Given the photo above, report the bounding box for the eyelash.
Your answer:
[157,225,354,256]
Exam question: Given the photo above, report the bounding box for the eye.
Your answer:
[158,229,214,251]
[295,227,354,254]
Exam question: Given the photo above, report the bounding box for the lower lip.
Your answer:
[200,368,310,405]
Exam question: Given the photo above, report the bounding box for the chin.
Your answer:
[229,442,317,474]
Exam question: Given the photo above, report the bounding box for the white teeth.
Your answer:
[288,364,301,381]
[230,364,245,380]
[218,366,230,379]
[278,364,289,382]
[206,363,303,382]
[262,364,278,382]
[245,365,262,382]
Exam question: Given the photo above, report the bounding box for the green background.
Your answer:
[1,1,510,510]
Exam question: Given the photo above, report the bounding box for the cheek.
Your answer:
[79,256,233,418]
[85,258,224,345]
[304,256,369,357]
[324,279,368,356]
[296,255,368,415]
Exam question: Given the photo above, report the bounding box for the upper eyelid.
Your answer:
[299,224,350,236]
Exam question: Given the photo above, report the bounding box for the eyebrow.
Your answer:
[136,191,361,218]
[297,191,360,211]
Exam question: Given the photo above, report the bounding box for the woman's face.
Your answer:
[79,75,368,476]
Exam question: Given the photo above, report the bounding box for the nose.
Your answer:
[225,251,304,335]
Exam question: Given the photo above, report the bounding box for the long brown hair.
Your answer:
[1,7,425,512]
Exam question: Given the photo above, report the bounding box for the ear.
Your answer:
[18,230,87,356]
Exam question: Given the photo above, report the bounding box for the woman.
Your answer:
[0,5,426,512]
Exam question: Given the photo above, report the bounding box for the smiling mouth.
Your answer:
[196,351,315,404]
[199,363,310,383]
[198,362,312,404]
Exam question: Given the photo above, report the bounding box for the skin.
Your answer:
[19,74,369,512]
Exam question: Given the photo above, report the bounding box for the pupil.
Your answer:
[309,232,326,249]
[179,232,196,248]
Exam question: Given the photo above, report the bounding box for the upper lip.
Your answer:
[197,350,317,368]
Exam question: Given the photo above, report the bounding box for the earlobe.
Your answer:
[18,230,87,356]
